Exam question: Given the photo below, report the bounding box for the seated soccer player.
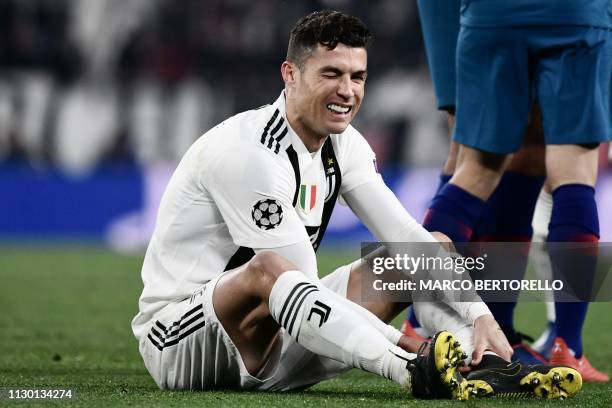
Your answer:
[132,10,582,399]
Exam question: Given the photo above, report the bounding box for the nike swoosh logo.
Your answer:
[486,364,522,377]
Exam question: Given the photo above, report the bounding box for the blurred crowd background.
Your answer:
[1,0,610,247]
[0,0,445,172]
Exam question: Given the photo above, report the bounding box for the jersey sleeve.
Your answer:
[203,143,310,249]
[338,129,383,196]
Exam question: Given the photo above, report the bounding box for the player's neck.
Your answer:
[285,111,327,153]
[293,126,327,153]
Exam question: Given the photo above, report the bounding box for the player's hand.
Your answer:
[430,231,456,253]
[397,334,423,353]
[471,314,513,365]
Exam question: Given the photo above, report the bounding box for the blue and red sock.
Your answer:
[548,184,599,358]
[423,182,484,243]
[472,172,544,333]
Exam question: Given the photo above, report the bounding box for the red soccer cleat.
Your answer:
[549,337,610,383]
[400,319,426,344]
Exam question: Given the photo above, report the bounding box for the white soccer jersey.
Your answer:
[132,92,381,339]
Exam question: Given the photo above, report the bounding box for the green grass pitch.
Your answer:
[1,247,610,407]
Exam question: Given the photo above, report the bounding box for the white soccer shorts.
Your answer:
[138,263,355,391]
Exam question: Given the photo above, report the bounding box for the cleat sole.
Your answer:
[520,367,582,399]
[466,380,495,397]
[432,331,472,400]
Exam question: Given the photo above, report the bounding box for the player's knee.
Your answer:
[545,144,599,189]
[248,251,296,282]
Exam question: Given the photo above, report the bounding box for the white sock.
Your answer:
[414,301,475,365]
[321,281,404,345]
[268,270,415,386]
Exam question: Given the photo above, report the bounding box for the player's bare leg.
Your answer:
[213,251,293,375]
[545,145,598,190]
[213,251,474,399]
[450,146,509,201]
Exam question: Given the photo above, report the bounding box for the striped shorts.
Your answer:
[138,263,354,391]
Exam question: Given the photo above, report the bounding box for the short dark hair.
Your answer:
[287,10,372,70]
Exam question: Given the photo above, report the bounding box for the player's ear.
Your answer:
[281,61,298,86]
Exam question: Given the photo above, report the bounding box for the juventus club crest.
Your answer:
[299,184,317,213]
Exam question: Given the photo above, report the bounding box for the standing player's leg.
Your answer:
[534,25,611,382]
[470,112,546,364]
[425,24,533,238]
[213,251,473,399]
[419,25,543,365]
[544,146,609,382]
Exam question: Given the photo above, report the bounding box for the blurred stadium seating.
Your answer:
[1,0,610,249]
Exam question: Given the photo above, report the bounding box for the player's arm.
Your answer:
[340,132,511,359]
[339,132,491,323]
[203,143,318,279]
[344,178,511,361]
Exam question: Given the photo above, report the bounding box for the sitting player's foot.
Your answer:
[549,337,610,383]
[400,319,426,344]
[466,354,582,399]
[408,330,472,400]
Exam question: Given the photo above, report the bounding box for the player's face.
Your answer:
[287,44,367,144]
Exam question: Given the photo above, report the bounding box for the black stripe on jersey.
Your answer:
[286,146,300,206]
[269,117,285,140]
[261,108,291,154]
[278,282,309,325]
[310,138,342,251]
[260,110,283,151]
[267,122,287,150]
[265,117,288,153]
[267,122,285,149]
[288,287,319,338]
[260,109,280,144]
[224,246,255,271]
[273,127,288,154]
[282,284,317,329]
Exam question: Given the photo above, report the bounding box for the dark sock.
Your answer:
[436,173,452,194]
[472,172,544,334]
[423,183,485,243]
[548,184,599,358]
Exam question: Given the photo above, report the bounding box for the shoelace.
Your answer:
[416,340,429,357]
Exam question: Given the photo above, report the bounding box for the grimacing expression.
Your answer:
[291,44,367,139]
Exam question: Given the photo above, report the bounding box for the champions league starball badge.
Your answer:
[252,198,283,230]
